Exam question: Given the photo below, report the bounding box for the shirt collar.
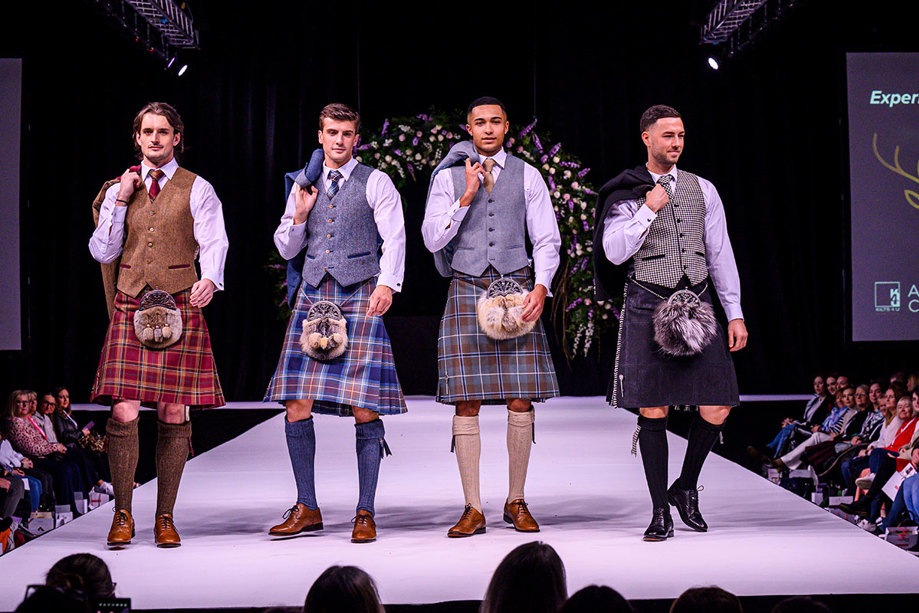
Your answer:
[647,165,678,185]
[323,157,358,182]
[480,148,507,169]
[141,157,178,181]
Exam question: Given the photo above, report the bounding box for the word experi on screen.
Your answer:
[870,90,919,107]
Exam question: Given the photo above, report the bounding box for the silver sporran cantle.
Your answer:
[652,288,718,357]
[300,300,348,361]
[476,277,535,341]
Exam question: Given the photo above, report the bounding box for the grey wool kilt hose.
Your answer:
[610,276,739,409]
[436,266,559,405]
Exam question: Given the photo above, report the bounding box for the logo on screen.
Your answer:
[875,282,901,312]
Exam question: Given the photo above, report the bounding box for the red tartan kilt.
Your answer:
[91,290,225,409]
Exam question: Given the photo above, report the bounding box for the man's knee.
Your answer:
[455,401,481,417]
[639,406,669,419]
[352,406,379,424]
[700,405,732,425]
[111,399,141,423]
[507,398,532,413]
[158,403,187,424]
[286,399,314,421]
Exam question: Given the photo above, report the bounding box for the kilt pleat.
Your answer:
[264,277,407,416]
[91,290,225,409]
[436,267,559,405]
[611,277,739,409]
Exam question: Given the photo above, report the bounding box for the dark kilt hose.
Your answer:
[611,275,739,409]
[266,276,406,416]
[437,266,559,404]
[91,289,225,409]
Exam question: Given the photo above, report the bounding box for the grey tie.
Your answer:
[657,174,673,197]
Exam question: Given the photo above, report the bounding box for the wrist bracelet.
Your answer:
[115,198,128,204]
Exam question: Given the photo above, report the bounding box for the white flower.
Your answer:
[415,153,421,160]
[549,167,556,175]
[542,164,550,171]
[355,156,362,162]
[563,170,571,179]
[374,152,381,159]
[602,314,608,320]
[429,136,436,142]
[580,214,586,220]
[384,139,392,147]
[385,155,392,162]
[571,182,579,190]
[580,201,586,210]
[553,191,561,199]
[584,299,591,305]
[437,135,444,141]
[553,156,560,163]
[434,125,442,131]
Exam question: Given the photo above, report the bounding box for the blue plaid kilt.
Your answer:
[264,276,407,416]
[436,266,559,405]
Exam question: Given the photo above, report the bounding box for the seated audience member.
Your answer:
[835,375,850,391]
[770,596,832,613]
[561,585,634,613]
[868,381,885,414]
[303,565,384,613]
[840,382,907,491]
[756,375,832,459]
[481,541,567,613]
[772,387,857,471]
[50,388,112,496]
[839,393,918,518]
[670,586,742,613]
[907,372,919,393]
[0,433,45,512]
[29,391,57,444]
[0,466,25,532]
[2,390,86,509]
[818,385,883,479]
[16,552,116,613]
[891,371,907,387]
[878,443,919,534]
[825,374,838,397]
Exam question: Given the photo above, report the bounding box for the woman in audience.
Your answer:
[772,387,857,471]
[839,394,918,519]
[761,375,832,459]
[1,390,86,509]
[561,586,634,613]
[868,381,885,414]
[818,385,884,480]
[303,565,384,613]
[50,387,112,495]
[878,443,919,533]
[481,541,567,613]
[841,383,907,491]
[0,432,44,513]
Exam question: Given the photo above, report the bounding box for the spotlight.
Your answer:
[707,56,720,70]
[178,64,188,76]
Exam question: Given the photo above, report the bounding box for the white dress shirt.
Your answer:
[421,148,561,292]
[601,166,743,321]
[88,158,229,290]
[273,157,406,292]
[0,439,26,471]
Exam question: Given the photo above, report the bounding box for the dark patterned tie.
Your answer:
[657,173,673,197]
[148,168,165,200]
[327,169,343,200]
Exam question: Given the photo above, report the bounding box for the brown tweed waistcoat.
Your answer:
[117,167,199,297]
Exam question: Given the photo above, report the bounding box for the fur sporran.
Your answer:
[652,288,717,357]
[476,277,535,341]
[299,300,348,361]
[133,290,182,349]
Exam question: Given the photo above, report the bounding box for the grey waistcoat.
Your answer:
[633,170,707,288]
[448,154,529,277]
[301,164,382,287]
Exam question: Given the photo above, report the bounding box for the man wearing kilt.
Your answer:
[595,105,748,541]
[265,103,406,544]
[89,102,228,547]
[423,97,561,537]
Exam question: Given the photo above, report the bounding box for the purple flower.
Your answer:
[540,155,548,164]
[519,118,537,138]
[533,133,544,153]
[381,119,390,136]
[412,137,419,146]
[357,143,373,151]
[549,143,561,157]
[394,149,402,156]
[548,176,556,191]
[578,167,591,178]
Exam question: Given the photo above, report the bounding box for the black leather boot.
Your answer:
[643,507,674,541]
[668,484,708,532]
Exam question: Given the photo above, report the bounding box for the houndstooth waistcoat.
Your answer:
[633,170,707,288]
[300,164,382,287]
[448,154,529,277]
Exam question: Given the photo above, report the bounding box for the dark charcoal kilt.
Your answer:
[437,267,559,405]
[91,289,225,409]
[610,277,739,409]
[265,276,406,417]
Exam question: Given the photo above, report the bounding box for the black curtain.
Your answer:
[1,0,916,402]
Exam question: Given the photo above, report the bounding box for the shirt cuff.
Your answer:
[636,204,657,227]
[534,276,554,298]
[724,304,744,322]
[377,272,403,293]
[201,273,224,292]
[449,200,469,224]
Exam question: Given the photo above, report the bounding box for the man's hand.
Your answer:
[857,448,867,458]
[81,427,91,437]
[116,168,142,204]
[781,417,793,426]
[521,285,548,322]
[0,478,10,491]
[851,436,861,445]
[292,183,319,225]
[644,184,670,213]
[367,285,394,317]
[53,443,67,454]
[21,458,32,469]
[727,319,748,352]
[189,279,217,308]
[811,424,821,433]
[460,158,484,207]
[12,469,24,477]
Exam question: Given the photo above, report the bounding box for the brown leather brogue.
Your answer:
[503,499,540,532]
[447,504,486,537]
[106,508,135,547]
[154,513,181,548]
[351,510,376,543]
[268,503,324,536]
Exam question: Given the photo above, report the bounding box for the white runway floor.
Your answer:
[2,397,918,610]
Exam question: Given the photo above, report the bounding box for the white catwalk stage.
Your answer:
[2,397,919,611]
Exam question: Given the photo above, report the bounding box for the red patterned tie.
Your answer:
[148,168,165,200]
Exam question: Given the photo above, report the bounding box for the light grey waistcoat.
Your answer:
[301,164,382,287]
[448,154,529,276]
[633,170,708,288]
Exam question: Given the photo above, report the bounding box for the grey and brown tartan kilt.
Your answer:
[610,276,739,409]
[91,289,225,409]
[436,266,559,405]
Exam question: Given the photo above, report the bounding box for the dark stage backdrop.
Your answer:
[1,0,917,402]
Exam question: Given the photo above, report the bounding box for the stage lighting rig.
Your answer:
[700,0,801,62]
[87,0,199,69]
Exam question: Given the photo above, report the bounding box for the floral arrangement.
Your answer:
[269,110,617,358]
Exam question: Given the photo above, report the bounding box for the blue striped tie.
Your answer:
[327,169,343,200]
